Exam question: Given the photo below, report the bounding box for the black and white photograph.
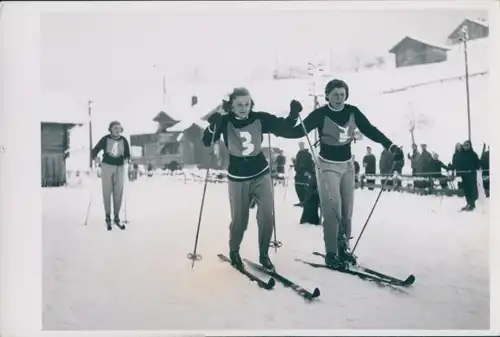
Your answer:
[1,0,498,335]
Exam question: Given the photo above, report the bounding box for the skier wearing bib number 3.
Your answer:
[279,79,404,269]
[202,87,302,271]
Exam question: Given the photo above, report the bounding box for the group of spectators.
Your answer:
[291,139,490,220]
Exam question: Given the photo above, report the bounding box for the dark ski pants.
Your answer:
[461,172,478,206]
[316,157,355,254]
[228,173,274,255]
[294,173,308,203]
[101,162,125,217]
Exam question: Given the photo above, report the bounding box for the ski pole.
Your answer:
[187,126,218,269]
[83,163,94,226]
[352,161,398,254]
[122,162,129,225]
[267,133,282,252]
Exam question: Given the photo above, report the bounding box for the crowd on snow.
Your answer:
[290,140,490,224]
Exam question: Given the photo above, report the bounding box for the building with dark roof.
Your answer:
[389,36,450,68]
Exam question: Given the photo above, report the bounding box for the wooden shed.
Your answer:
[447,18,489,45]
[389,36,450,68]
[41,94,86,187]
[41,122,81,187]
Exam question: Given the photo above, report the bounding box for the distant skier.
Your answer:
[201,87,302,271]
[91,121,131,230]
[278,79,403,269]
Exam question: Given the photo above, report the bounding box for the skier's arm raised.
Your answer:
[202,113,226,147]
[277,108,322,139]
[259,100,303,135]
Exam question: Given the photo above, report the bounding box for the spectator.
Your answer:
[379,148,394,188]
[300,170,321,225]
[459,140,480,211]
[275,150,286,183]
[415,144,433,189]
[407,143,420,176]
[353,155,360,186]
[362,146,376,190]
[293,142,314,206]
[429,152,448,189]
[393,146,405,190]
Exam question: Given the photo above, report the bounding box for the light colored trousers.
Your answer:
[228,174,274,255]
[316,157,355,254]
[101,163,125,217]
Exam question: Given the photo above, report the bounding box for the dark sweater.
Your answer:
[278,104,393,162]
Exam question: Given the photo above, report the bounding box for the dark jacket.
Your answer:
[294,149,314,176]
[416,150,433,175]
[379,149,394,175]
[362,154,376,174]
[429,158,448,177]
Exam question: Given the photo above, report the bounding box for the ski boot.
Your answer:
[229,250,244,270]
[105,215,112,231]
[259,253,275,272]
[338,239,357,266]
[325,252,347,270]
[114,215,125,230]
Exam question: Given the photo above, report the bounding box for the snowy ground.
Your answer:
[42,175,489,331]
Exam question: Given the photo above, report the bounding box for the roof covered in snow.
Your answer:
[41,93,88,125]
[448,17,489,39]
[389,36,451,54]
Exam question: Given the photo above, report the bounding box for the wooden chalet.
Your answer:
[130,96,227,169]
[389,36,450,68]
[447,18,489,45]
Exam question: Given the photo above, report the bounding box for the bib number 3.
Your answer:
[239,131,255,156]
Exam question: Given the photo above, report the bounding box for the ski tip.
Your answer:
[268,278,276,289]
[404,274,416,286]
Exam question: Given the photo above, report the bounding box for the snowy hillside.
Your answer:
[58,37,489,170]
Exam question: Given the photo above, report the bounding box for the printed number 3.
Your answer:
[239,131,254,156]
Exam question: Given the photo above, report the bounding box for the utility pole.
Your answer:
[88,99,93,169]
[308,60,325,144]
[459,25,472,142]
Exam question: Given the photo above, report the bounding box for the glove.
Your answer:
[289,99,303,116]
[389,144,403,161]
[207,112,223,129]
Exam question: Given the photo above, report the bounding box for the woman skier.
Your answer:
[202,87,302,271]
[279,79,403,269]
[91,121,131,230]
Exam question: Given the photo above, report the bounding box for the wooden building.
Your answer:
[447,18,489,45]
[41,122,81,187]
[388,36,450,68]
[130,97,226,169]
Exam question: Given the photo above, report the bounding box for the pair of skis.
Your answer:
[218,251,415,299]
[297,252,415,287]
[217,254,321,301]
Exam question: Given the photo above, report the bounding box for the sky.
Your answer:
[38,3,489,164]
